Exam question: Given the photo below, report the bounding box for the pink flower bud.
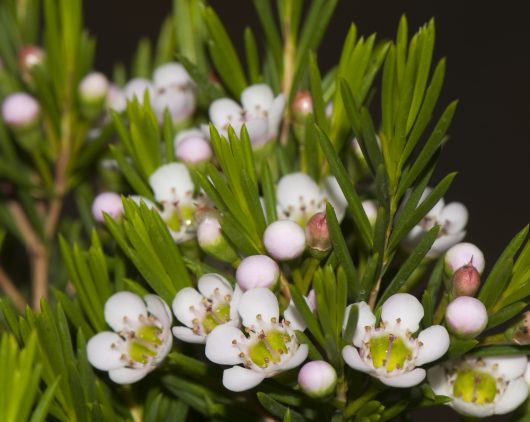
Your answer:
[197,215,238,264]
[445,242,485,274]
[292,90,313,122]
[298,360,337,398]
[79,72,109,102]
[92,192,123,223]
[236,255,279,290]
[175,133,212,164]
[1,93,40,128]
[451,264,481,297]
[305,212,331,253]
[263,220,306,261]
[18,45,45,81]
[445,296,488,339]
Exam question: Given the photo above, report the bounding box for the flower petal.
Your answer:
[237,288,279,328]
[172,287,204,328]
[205,324,245,365]
[209,98,244,128]
[451,398,494,418]
[104,292,147,332]
[222,366,265,392]
[381,293,424,333]
[230,285,243,321]
[197,273,233,299]
[109,367,151,384]
[415,325,450,366]
[342,345,372,374]
[494,377,529,414]
[86,332,126,371]
[240,84,274,116]
[441,202,468,234]
[267,94,285,137]
[276,173,322,211]
[172,326,206,344]
[321,176,348,221]
[280,344,309,371]
[484,355,528,381]
[153,62,191,89]
[148,163,194,203]
[428,231,466,258]
[243,118,270,146]
[284,294,315,332]
[145,294,172,329]
[343,302,376,348]
[379,368,426,388]
[427,366,451,397]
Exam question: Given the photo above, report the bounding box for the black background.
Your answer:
[84,2,529,419]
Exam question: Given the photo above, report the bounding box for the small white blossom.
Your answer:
[276,172,347,226]
[205,288,309,391]
[174,128,212,164]
[92,192,123,222]
[123,78,155,105]
[172,273,241,344]
[403,188,468,258]
[148,163,198,243]
[342,293,449,387]
[152,62,196,124]
[2,92,40,128]
[428,355,529,417]
[208,83,285,147]
[87,292,172,384]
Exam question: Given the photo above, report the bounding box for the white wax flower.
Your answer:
[403,188,468,258]
[276,172,347,226]
[236,255,280,291]
[152,62,196,124]
[123,78,155,105]
[1,92,40,128]
[263,220,306,261]
[172,273,241,344]
[87,292,172,384]
[342,294,449,387]
[92,192,123,222]
[445,296,487,338]
[428,355,529,417]
[205,288,308,391]
[445,242,485,274]
[148,163,196,243]
[208,83,285,147]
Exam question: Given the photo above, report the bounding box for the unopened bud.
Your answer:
[445,242,485,275]
[292,90,313,123]
[513,311,530,345]
[197,216,238,264]
[306,212,331,254]
[298,360,337,398]
[18,45,45,82]
[92,192,123,223]
[236,255,279,291]
[451,264,481,297]
[445,296,488,339]
[79,72,109,120]
[2,93,40,129]
[2,93,41,149]
[174,130,212,165]
[263,220,306,261]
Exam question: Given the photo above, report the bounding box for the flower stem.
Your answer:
[0,266,26,312]
[479,333,510,346]
[433,292,449,325]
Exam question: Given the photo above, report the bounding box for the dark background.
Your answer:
[84,2,529,419]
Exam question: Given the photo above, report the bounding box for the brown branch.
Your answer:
[8,201,48,309]
[0,266,26,312]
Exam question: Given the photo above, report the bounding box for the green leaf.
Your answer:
[317,126,373,249]
[244,27,261,84]
[257,393,305,422]
[478,258,513,310]
[487,302,527,330]
[377,225,440,307]
[447,337,478,359]
[289,285,325,347]
[421,258,444,327]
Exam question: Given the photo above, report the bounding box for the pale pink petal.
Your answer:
[222,366,265,392]
[379,368,426,388]
[87,332,126,371]
[415,325,450,366]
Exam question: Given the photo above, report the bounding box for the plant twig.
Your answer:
[8,201,47,309]
[279,2,295,146]
[0,266,26,312]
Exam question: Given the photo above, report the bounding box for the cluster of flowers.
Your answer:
[6,55,525,417]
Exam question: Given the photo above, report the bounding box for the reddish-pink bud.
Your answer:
[292,90,313,122]
[305,212,331,253]
[451,263,481,297]
[18,45,45,81]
